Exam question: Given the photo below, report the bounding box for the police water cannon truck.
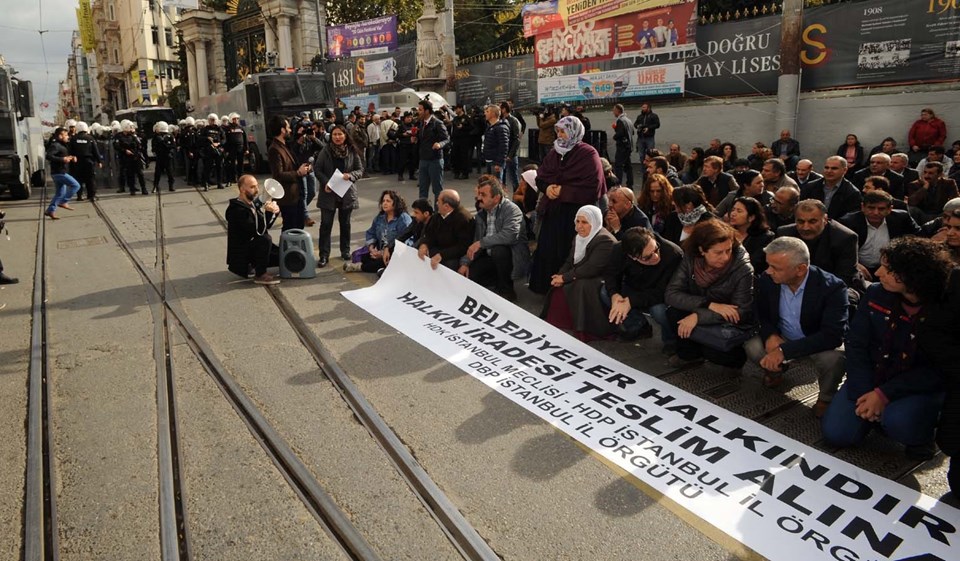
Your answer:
[0,56,44,199]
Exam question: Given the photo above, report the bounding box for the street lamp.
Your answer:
[176,87,186,105]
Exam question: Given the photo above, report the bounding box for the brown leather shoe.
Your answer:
[305,218,316,227]
[44,210,59,220]
[813,400,829,419]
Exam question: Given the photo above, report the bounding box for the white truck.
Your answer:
[0,58,44,199]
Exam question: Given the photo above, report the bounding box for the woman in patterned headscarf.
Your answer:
[528,116,607,294]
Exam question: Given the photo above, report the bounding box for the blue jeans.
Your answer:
[600,287,674,343]
[484,162,505,183]
[366,145,380,172]
[49,174,82,213]
[300,174,317,220]
[418,158,444,202]
[821,384,945,448]
[503,155,520,190]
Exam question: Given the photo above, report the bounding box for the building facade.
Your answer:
[87,0,184,121]
[177,0,322,106]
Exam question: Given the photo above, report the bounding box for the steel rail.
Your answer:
[24,180,59,561]
[192,186,500,561]
[92,197,382,561]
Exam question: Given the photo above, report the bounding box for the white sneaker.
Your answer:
[343,262,362,272]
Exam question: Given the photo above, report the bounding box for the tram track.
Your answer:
[92,189,392,560]
[188,184,500,561]
[24,177,60,561]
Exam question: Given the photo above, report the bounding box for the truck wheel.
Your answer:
[31,169,45,187]
[11,181,31,200]
[250,144,265,174]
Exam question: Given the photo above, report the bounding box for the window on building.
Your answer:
[108,3,114,20]
[113,48,119,64]
[165,28,173,46]
[151,26,159,45]
[148,0,155,9]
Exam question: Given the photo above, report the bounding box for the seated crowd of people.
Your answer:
[225,106,960,502]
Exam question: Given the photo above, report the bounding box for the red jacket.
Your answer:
[908,117,947,149]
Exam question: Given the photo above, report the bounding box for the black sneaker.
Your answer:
[0,273,19,284]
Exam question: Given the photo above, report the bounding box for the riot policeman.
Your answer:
[69,121,102,200]
[200,113,224,190]
[223,112,248,186]
[152,121,176,192]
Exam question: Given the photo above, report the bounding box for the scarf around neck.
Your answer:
[678,204,708,226]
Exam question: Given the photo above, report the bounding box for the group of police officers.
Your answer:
[56,113,249,200]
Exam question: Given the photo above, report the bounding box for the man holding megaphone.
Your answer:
[225,175,282,285]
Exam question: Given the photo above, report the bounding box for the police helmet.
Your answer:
[207,113,218,122]
[184,116,196,127]
[76,122,89,133]
[154,121,169,134]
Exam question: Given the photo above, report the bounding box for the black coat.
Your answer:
[225,197,276,272]
[755,265,848,360]
[835,143,865,171]
[800,177,863,220]
[849,167,906,199]
[915,271,960,456]
[605,233,683,309]
[665,244,756,326]
[419,207,475,263]
[610,206,652,240]
[838,209,922,248]
[776,220,860,288]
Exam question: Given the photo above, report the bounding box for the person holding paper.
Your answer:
[315,124,365,267]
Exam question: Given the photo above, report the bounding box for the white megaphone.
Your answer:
[259,178,285,204]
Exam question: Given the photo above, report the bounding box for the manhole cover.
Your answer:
[57,236,108,249]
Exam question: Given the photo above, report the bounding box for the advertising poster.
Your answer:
[328,43,417,98]
[327,15,398,59]
[537,62,684,102]
[523,0,686,35]
[534,2,698,68]
[554,15,782,98]
[455,55,539,109]
[801,0,960,88]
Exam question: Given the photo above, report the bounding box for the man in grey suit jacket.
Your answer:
[459,177,527,301]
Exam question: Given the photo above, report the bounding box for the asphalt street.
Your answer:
[0,167,954,560]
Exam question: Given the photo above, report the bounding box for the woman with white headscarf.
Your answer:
[528,116,607,294]
[542,205,616,341]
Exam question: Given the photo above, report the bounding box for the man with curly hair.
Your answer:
[822,237,953,460]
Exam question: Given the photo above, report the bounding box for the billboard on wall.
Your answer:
[327,15,398,59]
[454,55,539,109]
[472,0,959,105]
[328,43,417,98]
[538,62,685,103]
[540,15,781,99]
[522,0,687,36]
[534,2,698,68]
[801,0,960,89]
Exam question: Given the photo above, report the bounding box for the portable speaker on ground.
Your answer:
[279,229,316,279]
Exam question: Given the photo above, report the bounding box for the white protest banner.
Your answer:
[343,244,959,560]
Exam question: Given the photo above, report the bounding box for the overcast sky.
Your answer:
[0,0,78,123]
